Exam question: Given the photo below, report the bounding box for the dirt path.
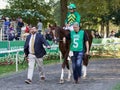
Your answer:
[0,59,120,90]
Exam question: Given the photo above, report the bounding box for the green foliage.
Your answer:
[0,57,60,77]
[67,0,120,27]
[3,0,120,27]
[2,0,56,26]
[53,1,61,25]
[91,38,120,57]
[115,30,120,37]
[44,53,59,60]
[110,9,120,25]
[112,83,120,90]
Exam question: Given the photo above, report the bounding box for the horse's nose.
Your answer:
[53,38,59,44]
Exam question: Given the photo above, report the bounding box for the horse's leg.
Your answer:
[59,41,72,83]
[66,59,71,81]
[82,64,87,78]
[59,60,66,83]
[82,30,93,78]
[59,52,71,83]
[59,42,66,83]
[82,54,89,78]
[66,51,73,81]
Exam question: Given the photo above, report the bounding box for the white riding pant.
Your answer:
[27,54,45,80]
[63,25,74,31]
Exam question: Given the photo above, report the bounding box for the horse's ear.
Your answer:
[54,23,57,27]
[49,24,52,28]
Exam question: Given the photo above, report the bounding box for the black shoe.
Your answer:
[74,80,79,84]
[41,77,45,81]
[25,79,32,84]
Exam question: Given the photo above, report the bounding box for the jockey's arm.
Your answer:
[76,12,81,24]
[64,13,69,25]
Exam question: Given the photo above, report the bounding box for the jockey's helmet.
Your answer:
[68,4,76,9]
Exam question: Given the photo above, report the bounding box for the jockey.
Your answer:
[64,3,81,31]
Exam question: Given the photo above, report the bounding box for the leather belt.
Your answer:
[30,53,35,55]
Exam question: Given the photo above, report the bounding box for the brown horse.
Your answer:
[49,25,93,83]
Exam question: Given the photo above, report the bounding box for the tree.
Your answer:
[6,0,55,26]
[60,0,68,26]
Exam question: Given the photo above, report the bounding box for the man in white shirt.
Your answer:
[24,26,50,84]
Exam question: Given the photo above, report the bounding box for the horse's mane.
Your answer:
[55,26,70,36]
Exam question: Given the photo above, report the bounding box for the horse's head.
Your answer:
[49,24,70,44]
[49,24,59,44]
[49,24,63,43]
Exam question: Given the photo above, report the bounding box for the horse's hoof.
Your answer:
[59,79,64,84]
[82,75,87,79]
[66,78,71,82]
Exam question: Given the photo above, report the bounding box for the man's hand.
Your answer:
[85,51,89,55]
[24,54,28,60]
[46,46,51,49]
[21,54,28,65]
[24,53,27,58]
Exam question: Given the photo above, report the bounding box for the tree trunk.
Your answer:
[100,22,104,37]
[60,0,68,27]
[106,21,109,37]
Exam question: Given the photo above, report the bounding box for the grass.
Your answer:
[112,83,120,90]
[0,54,119,77]
[0,59,61,77]
[0,62,28,77]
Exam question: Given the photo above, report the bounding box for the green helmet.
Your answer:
[68,4,76,9]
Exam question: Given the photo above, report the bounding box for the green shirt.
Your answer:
[70,30,84,51]
[65,11,81,25]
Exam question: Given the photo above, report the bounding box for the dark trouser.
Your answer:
[16,27,21,40]
[71,51,83,81]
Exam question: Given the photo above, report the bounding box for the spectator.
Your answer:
[45,31,53,41]
[8,30,15,41]
[95,31,101,38]
[9,24,14,32]
[109,30,115,38]
[4,17,10,40]
[37,19,43,34]
[22,24,30,40]
[7,24,15,41]
[16,18,24,40]
[25,24,29,33]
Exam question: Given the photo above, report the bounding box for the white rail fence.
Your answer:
[0,42,120,72]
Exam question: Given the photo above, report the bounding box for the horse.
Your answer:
[49,25,93,83]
